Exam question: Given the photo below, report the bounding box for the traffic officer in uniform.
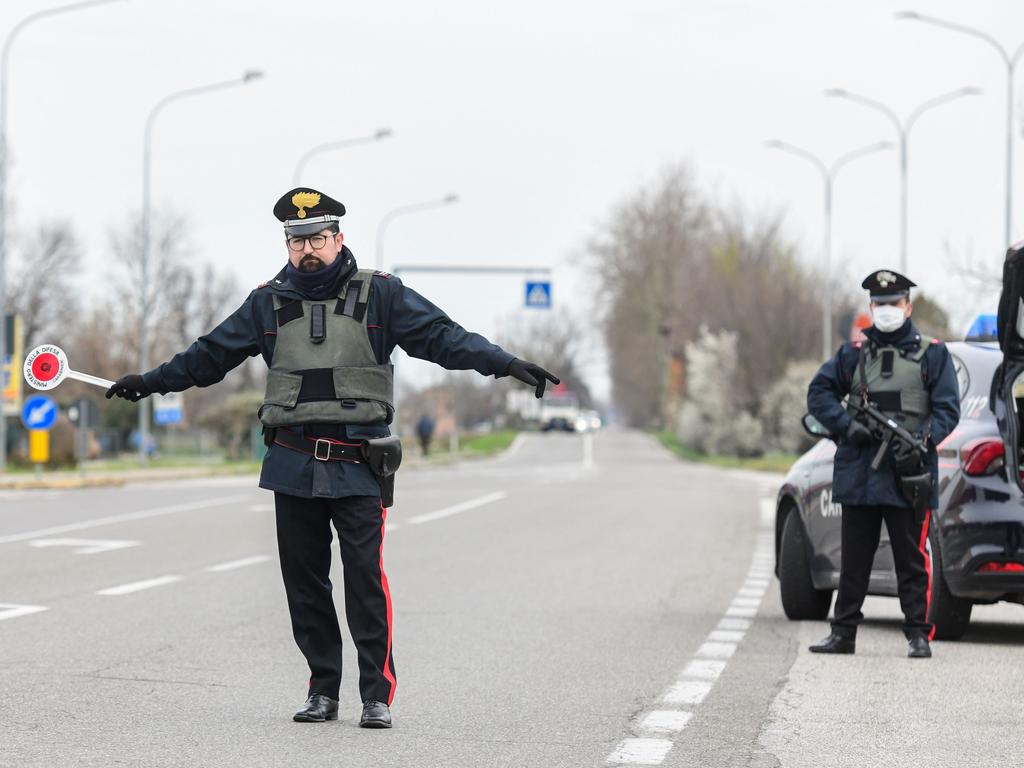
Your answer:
[106,188,559,726]
[806,269,959,658]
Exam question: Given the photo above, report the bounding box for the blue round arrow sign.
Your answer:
[21,395,58,430]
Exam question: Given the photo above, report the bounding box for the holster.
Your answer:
[898,471,932,522]
[361,436,403,508]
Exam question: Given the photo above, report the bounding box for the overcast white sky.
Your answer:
[2,0,1022,400]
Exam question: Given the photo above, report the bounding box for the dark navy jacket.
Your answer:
[806,320,960,509]
[141,249,515,499]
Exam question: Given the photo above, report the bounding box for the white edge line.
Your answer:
[96,575,183,596]
[0,604,49,621]
[607,737,674,765]
[408,491,507,525]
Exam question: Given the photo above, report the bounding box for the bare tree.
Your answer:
[4,221,83,351]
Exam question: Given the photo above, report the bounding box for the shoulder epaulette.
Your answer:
[373,270,393,279]
[931,338,941,345]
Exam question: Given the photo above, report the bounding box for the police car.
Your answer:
[774,311,1024,640]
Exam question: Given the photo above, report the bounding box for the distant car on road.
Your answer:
[774,340,1024,639]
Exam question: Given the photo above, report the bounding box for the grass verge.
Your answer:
[654,431,796,474]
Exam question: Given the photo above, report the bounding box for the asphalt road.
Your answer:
[1,430,1022,767]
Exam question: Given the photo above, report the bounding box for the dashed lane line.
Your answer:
[204,555,272,572]
[407,491,508,525]
[96,575,184,596]
[0,495,252,546]
[0,603,48,622]
[605,498,775,765]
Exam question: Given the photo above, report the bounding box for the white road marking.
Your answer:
[0,603,48,622]
[498,432,527,461]
[696,641,737,660]
[408,491,507,525]
[731,597,763,608]
[717,617,751,631]
[384,522,401,533]
[682,659,727,680]
[582,432,595,470]
[28,538,139,555]
[638,710,692,735]
[707,629,745,643]
[607,738,674,765]
[204,555,271,572]
[0,495,251,546]
[96,576,183,596]
[604,497,774,766]
[663,680,712,705]
[725,606,757,618]
[248,503,275,512]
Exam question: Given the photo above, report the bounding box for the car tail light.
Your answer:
[976,561,1024,573]
[960,438,1005,476]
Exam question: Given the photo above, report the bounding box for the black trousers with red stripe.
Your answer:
[832,504,934,641]
[274,492,396,705]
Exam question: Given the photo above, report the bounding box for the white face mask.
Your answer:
[872,304,906,333]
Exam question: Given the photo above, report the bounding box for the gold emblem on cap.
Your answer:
[877,270,896,287]
[291,191,321,219]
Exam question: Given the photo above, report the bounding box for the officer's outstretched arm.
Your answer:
[113,291,264,398]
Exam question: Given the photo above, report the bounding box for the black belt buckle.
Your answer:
[314,438,331,461]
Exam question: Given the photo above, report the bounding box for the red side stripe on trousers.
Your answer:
[379,504,397,705]
[919,509,935,641]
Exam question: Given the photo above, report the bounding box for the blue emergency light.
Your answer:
[965,313,997,342]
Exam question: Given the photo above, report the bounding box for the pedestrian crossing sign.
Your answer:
[524,281,551,309]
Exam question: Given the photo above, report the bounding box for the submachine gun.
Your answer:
[848,400,932,518]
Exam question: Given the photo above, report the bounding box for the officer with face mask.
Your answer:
[105,188,559,727]
[805,269,960,658]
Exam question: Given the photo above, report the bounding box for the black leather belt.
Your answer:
[273,428,364,462]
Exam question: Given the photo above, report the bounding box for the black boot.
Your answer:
[360,700,392,728]
[809,632,856,654]
[907,635,932,658]
[293,694,339,723]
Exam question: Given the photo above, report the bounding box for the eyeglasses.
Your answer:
[286,232,336,252]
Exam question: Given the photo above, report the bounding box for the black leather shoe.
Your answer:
[359,700,392,728]
[808,633,856,654]
[293,694,339,723]
[907,635,932,658]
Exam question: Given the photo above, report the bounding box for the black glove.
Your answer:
[506,358,560,399]
[105,374,152,402]
[845,419,872,446]
[891,440,925,474]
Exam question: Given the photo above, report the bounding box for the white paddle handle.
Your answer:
[67,370,116,389]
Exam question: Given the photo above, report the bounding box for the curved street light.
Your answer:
[824,86,981,273]
[137,69,264,460]
[0,0,126,472]
[375,194,459,271]
[292,128,392,186]
[765,139,895,359]
[896,11,1024,249]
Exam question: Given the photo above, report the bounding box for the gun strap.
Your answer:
[857,344,870,404]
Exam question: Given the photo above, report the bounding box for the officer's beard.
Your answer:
[298,256,326,272]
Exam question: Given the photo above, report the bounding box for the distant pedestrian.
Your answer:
[105,187,559,726]
[415,414,435,456]
[806,269,959,659]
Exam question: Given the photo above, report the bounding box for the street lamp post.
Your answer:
[0,0,124,473]
[824,86,981,274]
[292,129,392,186]
[138,70,263,461]
[765,139,894,360]
[375,195,459,272]
[896,11,1024,249]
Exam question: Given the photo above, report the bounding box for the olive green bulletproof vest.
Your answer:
[846,336,932,434]
[259,269,394,427]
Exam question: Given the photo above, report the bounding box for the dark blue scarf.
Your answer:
[285,248,355,300]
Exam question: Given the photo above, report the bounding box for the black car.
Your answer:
[774,338,1024,639]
